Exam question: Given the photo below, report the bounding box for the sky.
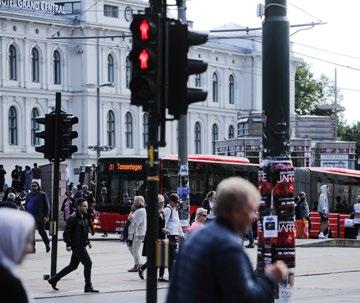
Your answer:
[184,0,360,125]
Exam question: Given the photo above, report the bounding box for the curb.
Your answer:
[296,238,360,248]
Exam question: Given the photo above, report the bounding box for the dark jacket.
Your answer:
[25,191,50,221]
[0,200,18,209]
[142,211,166,257]
[0,264,28,303]
[166,218,277,303]
[201,199,211,214]
[31,167,41,179]
[63,210,91,249]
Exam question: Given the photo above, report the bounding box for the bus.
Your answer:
[93,155,258,233]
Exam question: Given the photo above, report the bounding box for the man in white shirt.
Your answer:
[164,193,184,280]
[127,196,147,272]
[318,185,329,239]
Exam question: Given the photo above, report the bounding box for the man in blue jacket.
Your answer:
[25,181,50,253]
[166,177,287,303]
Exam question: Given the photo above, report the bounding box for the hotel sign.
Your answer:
[0,0,64,14]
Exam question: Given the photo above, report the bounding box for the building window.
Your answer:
[229,75,235,104]
[8,106,17,145]
[107,54,114,83]
[195,122,201,154]
[238,122,249,137]
[31,108,40,146]
[126,56,131,88]
[228,125,235,139]
[125,112,133,148]
[195,74,201,87]
[55,1,81,15]
[104,4,119,18]
[53,50,61,84]
[107,110,115,147]
[143,113,149,148]
[9,45,17,80]
[212,73,218,102]
[31,48,40,83]
[212,124,218,155]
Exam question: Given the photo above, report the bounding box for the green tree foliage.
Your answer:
[338,121,360,161]
[295,62,342,115]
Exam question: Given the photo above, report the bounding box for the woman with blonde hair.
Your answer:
[190,207,207,232]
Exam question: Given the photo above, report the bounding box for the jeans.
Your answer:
[129,236,144,265]
[34,220,50,248]
[53,246,92,287]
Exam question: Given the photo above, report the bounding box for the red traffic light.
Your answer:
[139,49,150,70]
[139,19,150,40]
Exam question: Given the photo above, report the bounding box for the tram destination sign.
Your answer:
[0,0,64,14]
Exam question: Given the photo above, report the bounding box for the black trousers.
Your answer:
[167,235,178,278]
[34,221,50,247]
[54,246,92,287]
[140,262,165,277]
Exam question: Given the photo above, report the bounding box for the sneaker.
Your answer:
[84,286,99,293]
[46,244,51,253]
[318,232,326,239]
[48,277,59,291]
[158,277,169,282]
[128,265,139,272]
[138,267,144,280]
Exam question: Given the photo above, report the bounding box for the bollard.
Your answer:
[156,239,169,268]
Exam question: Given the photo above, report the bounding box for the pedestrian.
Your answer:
[48,198,99,293]
[18,166,24,192]
[201,190,216,223]
[127,196,147,272]
[11,165,19,190]
[61,191,76,221]
[138,194,166,281]
[245,222,255,248]
[0,193,18,209]
[25,181,50,253]
[166,177,287,303]
[189,207,207,232]
[31,163,41,187]
[2,186,16,202]
[23,166,33,192]
[353,196,360,240]
[295,192,311,231]
[164,193,184,279]
[0,164,6,193]
[0,208,35,303]
[318,185,329,239]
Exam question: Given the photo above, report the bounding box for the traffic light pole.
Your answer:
[50,92,61,278]
[257,1,295,302]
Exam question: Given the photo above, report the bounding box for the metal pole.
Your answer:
[334,68,338,140]
[258,1,295,302]
[50,92,61,277]
[96,37,101,163]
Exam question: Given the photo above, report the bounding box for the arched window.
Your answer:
[126,56,131,88]
[31,48,40,83]
[31,108,40,146]
[212,73,218,102]
[53,50,61,84]
[107,54,114,83]
[194,122,201,154]
[195,74,201,87]
[212,124,218,155]
[125,112,133,148]
[228,125,235,139]
[143,113,149,148]
[107,110,115,147]
[229,75,235,104]
[8,106,17,145]
[9,45,17,80]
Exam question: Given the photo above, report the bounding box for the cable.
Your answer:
[288,1,323,22]
[50,0,99,38]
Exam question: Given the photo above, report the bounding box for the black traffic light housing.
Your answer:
[35,114,56,160]
[58,114,79,161]
[129,14,158,110]
[167,19,208,119]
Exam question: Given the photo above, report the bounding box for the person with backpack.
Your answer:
[164,193,184,280]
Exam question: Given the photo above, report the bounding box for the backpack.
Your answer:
[120,219,132,243]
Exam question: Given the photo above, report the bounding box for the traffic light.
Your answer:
[167,19,208,119]
[58,114,78,161]
[35,114,56,160]
[129,14,158,110]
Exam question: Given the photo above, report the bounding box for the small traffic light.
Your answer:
[167,19,208,119]
[35,114,56,160]
[129,14,158,109]
[58,114,78,160]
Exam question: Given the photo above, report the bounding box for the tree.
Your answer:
[295,62,342,115]
[338,121,360,167]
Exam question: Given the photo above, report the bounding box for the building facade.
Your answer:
[0,0,298,185]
